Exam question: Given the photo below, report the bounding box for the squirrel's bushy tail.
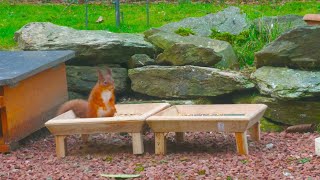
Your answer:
[56,99,88,118]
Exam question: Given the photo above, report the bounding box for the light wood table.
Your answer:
[45,103,170,158]
[146,104,267,155]
[0,50,74,152]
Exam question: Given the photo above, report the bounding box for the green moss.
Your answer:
[210,29,250,45]
[260,118,285,132]
[210,29,235,44]
[174,27,195,36]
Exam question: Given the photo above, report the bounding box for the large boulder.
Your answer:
[233,94,320,125]
[156,43,222,67]
[253,15,306,33]
[66,65,129,96]
[254,26,320,70]
[14,22,155,65]
[144,29,239,69]
[157,6,248,36]
[251,66,320,100]
[128,65,254,98]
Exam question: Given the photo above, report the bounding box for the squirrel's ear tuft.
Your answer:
[97,68,104,83]
[105,66,112,76]
[105,66,114,83]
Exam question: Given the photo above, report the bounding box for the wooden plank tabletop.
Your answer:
[0,50,75,86]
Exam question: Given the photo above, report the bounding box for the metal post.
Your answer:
[146,0,150,27]
[121,12,124,24]
[114,0,120,27]
[85,0,88,29]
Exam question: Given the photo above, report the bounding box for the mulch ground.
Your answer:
[0,129,319,179]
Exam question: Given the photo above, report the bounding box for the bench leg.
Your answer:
[155,133,166,155]
[235,132,248,155]
[81,134,89,143]
[175,132,184,143]
[249,122,260,141]
[55,135,67,158]
[131,133,144,155]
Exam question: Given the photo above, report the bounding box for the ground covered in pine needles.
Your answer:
[0,129,319,179]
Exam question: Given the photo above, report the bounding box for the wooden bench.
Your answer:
[45,103,170,158]
[146,104,267,155]
[0,50,74,152]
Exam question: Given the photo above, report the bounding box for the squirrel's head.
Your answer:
[97,66,115,90]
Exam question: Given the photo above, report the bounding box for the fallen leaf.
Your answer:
[198,169,206,175]
[102,156,113,162]
[240,159,248,164]
[298,158,311,164]
[96,16,104,23]
[179,157,189,161]
[134,164,144,172]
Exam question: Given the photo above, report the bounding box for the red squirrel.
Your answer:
[57,66,117,118]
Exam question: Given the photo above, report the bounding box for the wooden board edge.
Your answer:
[45,110,77,126]
[141,103,171,119]
[146,116,249,122]
[0,96,4,108]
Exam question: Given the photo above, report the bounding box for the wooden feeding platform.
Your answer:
[0,50,75,152]
[45,103,170,158]
[146,104,267,155]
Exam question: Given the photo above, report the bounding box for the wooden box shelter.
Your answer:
[0,50,75,152]
[146,104,267,155]
[45,103,170,158]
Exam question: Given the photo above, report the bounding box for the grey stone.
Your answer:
[66,65,129,96]
[266,143,274,149]
[253,15,306,33]
[251,66,320,100]
[158,6,248,36]
[14,22,155,65]
[233,94,320,125]
[144,29,239,69]
[255,26,320,70]
[128,65,254,98]
[128,54,155,69]
[156,43,222,67]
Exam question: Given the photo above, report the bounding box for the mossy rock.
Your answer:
[260,118,285,132]
[233,93,320,125]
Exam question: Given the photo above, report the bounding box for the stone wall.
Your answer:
[14,7,320,127]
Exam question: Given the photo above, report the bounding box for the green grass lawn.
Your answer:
[0,1,319,50]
